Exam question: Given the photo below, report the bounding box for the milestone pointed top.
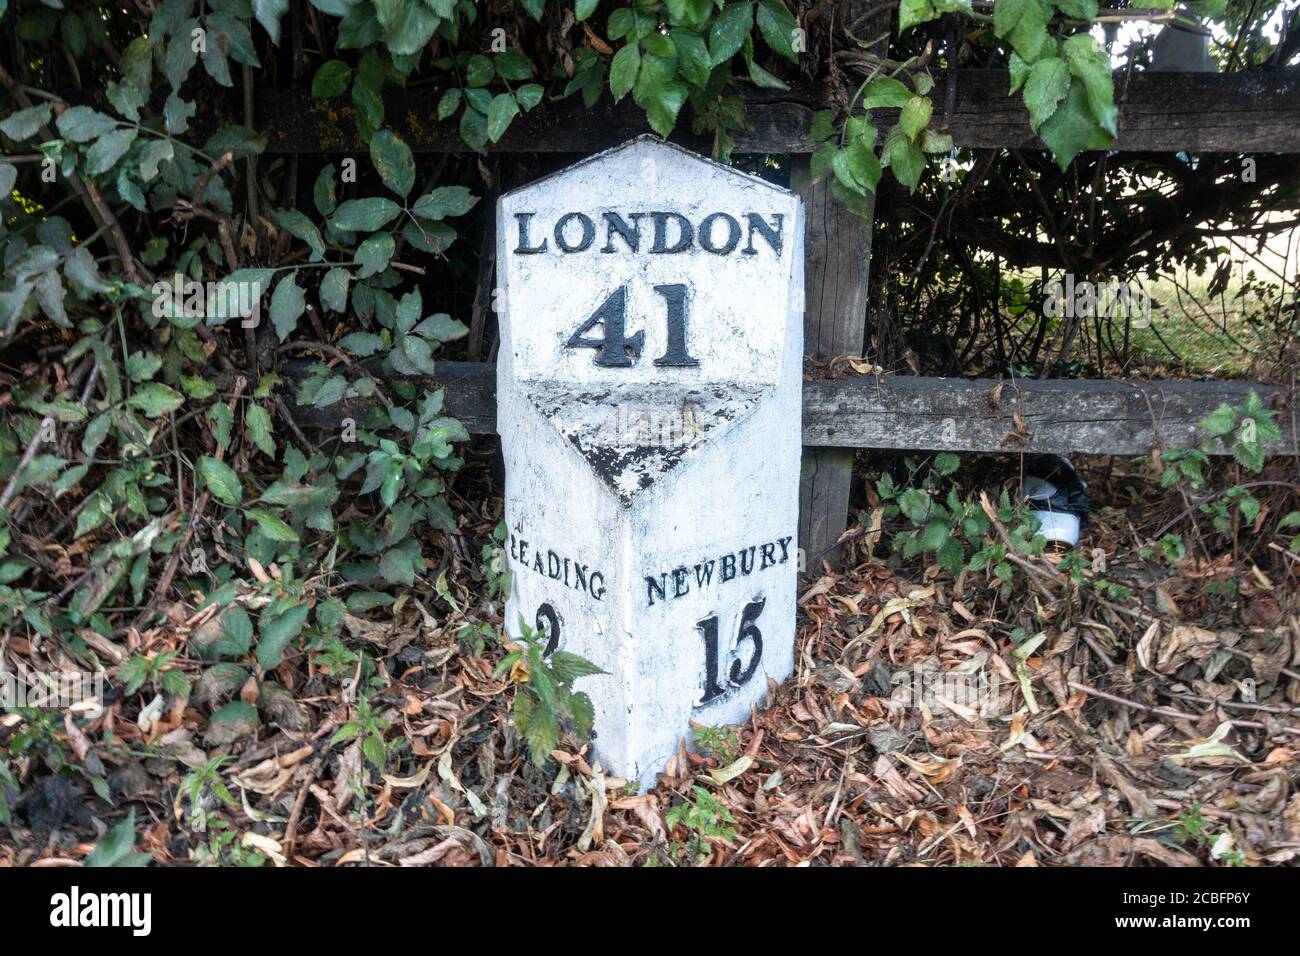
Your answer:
[500,134,796,201]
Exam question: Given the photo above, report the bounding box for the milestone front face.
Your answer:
[496,137,804,788]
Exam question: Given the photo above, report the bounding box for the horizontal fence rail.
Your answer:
[257,71,1300,156]
[283,361,1297,456]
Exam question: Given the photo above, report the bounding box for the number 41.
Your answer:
[565,283,699,368]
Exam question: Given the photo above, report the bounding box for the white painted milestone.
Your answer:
[496,136,804,789]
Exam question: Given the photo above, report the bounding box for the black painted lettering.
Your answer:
[589,572,606,601]
[672,566,690,599]
[646,573,667,607]
[514,213,547,254]
[777,536,792,562]
[760,542,776,569]
[650,212,693,253]
[601,212,644,253]
[536,602,561,656]
[652,283,699,367]
[720,554,736,582]
[739,546,756,575]
[554,212,595,253]
[574,563,588,593]
[743,213,784,257]
[694,559,715,588]
[699,212,741,255]
[565,286,643,367]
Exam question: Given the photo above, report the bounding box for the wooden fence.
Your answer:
[274,39,1300,566]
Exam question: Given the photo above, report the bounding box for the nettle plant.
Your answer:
[874,452,1046,583]
[1155,390,1294,559]
[495,618,604,766]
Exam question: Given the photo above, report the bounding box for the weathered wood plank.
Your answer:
[803,376,1297,456]
[258,71,1300,156]
[283,361,1297,456]
[921,69,1300,153]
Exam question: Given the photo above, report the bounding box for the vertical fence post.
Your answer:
[794,2,883,572]
[794,164,874,571]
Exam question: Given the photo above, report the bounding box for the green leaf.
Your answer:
[127,382,184,417]
[934,451,960,476]
[516,84,545,111]
[436,87,461,120]
[257,600,310,669]
[466,53,494,87]
[378,548,417,586]
[270,275,306,341]
[898,488,931,523]
[370,128,415,198]
[576,0,599,20]
[898,0,937,32]
[209,700,260,740]
[273,208,326,261]
[216,607,254,658]
[845,140,882,193]
[247,507,299,542]
[1199,403,1237,436]
[609,43,640,101]
[199,456,242,506]
[314,166,338,215]
[355,232,396,278]
[411,186,476,220]
[1024,56,1069,128]
[56,106,118,143]
[320,267,350,313]
[994,0,1050,63]
[1062,32,1118,137]
[886,136,925,191]
[64,246,112,296]
[247,403,275,456]
[0,103,51,140]
[85,128,136,176]
[709,1,754,66]
[899,96,933,140]
[208,403,234,449]
[253,0,290,44]
[486,92,520,142]
[312,59,352,98]
[125,350,162,383]
[671,29,713,88]
[339,331,384,356]
[362,734,387,768]
[756,0,799,62]
[859,76,913,110]
[549,651,606,682]
[920,520,950,551]
[164,26,200,90]
[633,53,688,137]
[86,810,151,867]
[1037,79,1095,170]
[330,197,402,232]
[495,49,535,81]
